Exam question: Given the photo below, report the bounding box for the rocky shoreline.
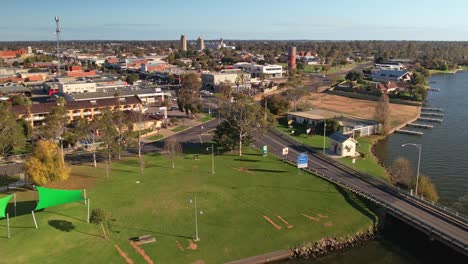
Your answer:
[291,225,379,259]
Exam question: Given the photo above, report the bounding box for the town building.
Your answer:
[371,70,411,83]
[233,62,283,78]
[375,81,405,94]
[329,132,358,157]
[287,109,380,137]
[197,37,205,51]
[0,48,27,59]
[374,62,406,71]
[201,71,251,92]
[65,65,97,78]
[180,35,187,51]
[141,61,169,72]
[58,81,97,94]
[63,87,170,105]
[0,85,31,100]
[11,96,143,128]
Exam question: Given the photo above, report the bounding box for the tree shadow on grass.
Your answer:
[253,185,340,194]
[49,220,75,232]
[249,169,288,173]
[234,159,260,162]
[334,185,377,225]
[111,224,192,240]
[41,211,87,223]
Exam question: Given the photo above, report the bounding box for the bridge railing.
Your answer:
[260,144,467,254]
[268,128,468,226]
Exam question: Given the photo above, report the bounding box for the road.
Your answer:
[256,130,467,255]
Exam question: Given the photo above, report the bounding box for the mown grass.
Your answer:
[171,125,189,132]
[0,148,376,263]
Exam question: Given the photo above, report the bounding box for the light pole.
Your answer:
[401,143,422,196]
[322,120,326,154]
[190,196,203,241]
[206,144,215,174]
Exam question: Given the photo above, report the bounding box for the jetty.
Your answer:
[422,107,444,112]
[407,123,434,129]
[395,129,424,136]
[418,117,443,123]
[421,112,444,117]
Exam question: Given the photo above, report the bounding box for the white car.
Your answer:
[199,90,213,96]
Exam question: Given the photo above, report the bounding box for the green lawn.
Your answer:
[147,134,164,141]
[277,118,331,149]
[338,136,388,180]
[0,148,376,263]
[197,113,214,123]
[276,118,388,180]
[171,125,189,132]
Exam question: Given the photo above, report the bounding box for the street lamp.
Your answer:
[401,143,422,197]
[323,120,326,154]
[206,144,215,174]
[189,196,203,241]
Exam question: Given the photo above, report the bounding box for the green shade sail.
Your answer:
[35,187,84,211]
[0,195,13,218]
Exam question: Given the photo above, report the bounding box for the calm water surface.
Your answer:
[375,71,468,214]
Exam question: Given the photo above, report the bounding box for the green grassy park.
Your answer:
[171,125,189,132]
[146,134,164,141]
[0,148,376,263]
[277,118,331,149]
[276,118,388,180]
[338,136,388,180]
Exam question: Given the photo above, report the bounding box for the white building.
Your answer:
[329,132,358,157]
[233,62,283,78]
[201,71,251,92]
[58,82,97,94]
[374,63,406,71]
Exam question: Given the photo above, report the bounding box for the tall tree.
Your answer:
[71,118,99,167]
[390,157,414,188]
[417,175,439,202]
[40,97,67,162]
[375,93,391,135]
[95,108,119,178]
[177,73,202,118]
[216,94,275,156]
[25,140,70,185]
[0,104,26,157]
[163,136,182,169]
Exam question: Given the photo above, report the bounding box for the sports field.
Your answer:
[0,148,376,263]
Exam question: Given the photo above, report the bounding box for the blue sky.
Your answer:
[1,0,468,41]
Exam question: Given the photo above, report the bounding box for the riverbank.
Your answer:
[428,66,468,75]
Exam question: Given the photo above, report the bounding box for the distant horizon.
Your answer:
[2,0,468,41]
[2,39,468,43]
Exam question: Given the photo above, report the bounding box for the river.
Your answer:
[281,71,468,263]
[374,71,468,214]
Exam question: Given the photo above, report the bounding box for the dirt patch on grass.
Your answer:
[323,221,333,227]
[302,214,320,221]
[187,240,198,250]
[176,240,185,251]
[318,214,328,219]
[114,244,134,264]
[232,167,256,175]
[45,172,96,190]
[130,241,154,264]
[277,215,294,229]
[263,215,282,230]
[191,260,205,264]
[305,93,419,130]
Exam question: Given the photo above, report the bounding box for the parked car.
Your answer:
[199,90,213,96]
